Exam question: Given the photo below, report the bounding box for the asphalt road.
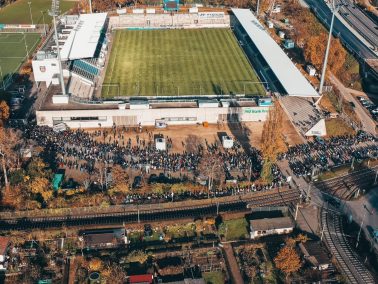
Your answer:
[337,0,378,48]
[305,0,377,60]
[345,187,378,251]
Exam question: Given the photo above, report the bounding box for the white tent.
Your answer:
[155,137,166,151]
[305,119,327,137]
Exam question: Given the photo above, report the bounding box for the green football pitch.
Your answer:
[102,29,266,97]
[0,0,77,25]
[0,33,41,87]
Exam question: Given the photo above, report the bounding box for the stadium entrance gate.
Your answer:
[112,115,137,126]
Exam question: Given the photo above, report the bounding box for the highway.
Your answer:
[337,0,378,49]
[305,0,377,60]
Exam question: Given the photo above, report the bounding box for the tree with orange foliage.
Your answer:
[304,33,346,74]
[27,177,53,202]
[274,245,301,280]
[0,100,9,123]
[88,258,103,271]
[260,101,286,182]
[109,164,130,196]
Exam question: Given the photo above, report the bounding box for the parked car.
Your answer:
[370,108,378,115]
[373,229,378,243]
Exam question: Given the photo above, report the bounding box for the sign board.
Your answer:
[4,24,36,29]
[243,108,268,114]
[117,8,127,14]
[198,12,224,19]
[133,9,144,14]
[189,7,198,13]
[146,8,155,14]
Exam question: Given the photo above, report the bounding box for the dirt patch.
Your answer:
[88,122,264,152]
[325,118,356,137]
[281,111,304,146]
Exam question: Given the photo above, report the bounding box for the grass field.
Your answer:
[102,29,265,97]
[0,0,77,24]
[0,33,41,86]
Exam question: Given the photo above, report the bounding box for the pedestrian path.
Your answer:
[222,243,244,284]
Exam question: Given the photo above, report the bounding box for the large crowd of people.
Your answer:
[279,131,378,177]
[21,124,378,191]
[23,126,276,186]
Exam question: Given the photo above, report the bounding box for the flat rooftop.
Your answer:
[39,85,258,111]
[232,8,319,98]
[35,13,107,61]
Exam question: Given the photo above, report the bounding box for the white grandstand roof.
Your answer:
[232,9,319,97]
[60,13,107,61]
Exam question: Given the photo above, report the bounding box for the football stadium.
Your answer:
[32,7,320,129]
[102,28,265,97]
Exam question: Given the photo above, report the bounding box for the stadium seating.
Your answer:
[111,14,229,29]
[280,96,323,135]
[68,75,94,99]
[70,59,100,82]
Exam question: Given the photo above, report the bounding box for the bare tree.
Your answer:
[198,153,225,197]
[0,128,22,189]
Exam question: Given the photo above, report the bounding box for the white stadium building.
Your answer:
[33,9,324,136]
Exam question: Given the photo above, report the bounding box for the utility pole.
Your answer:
[49,0,67,96]
[256,0,260,17]
[89,0,93,13]
[319,0,340,94]
[306,183,311,203]
[28,1,34,25]
[356,206,367,248]
[320,222,325,241]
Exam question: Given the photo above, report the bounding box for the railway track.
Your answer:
[314,168,376,200]
[320,209,375,284]
[0,188,300,230]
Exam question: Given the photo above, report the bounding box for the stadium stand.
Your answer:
[68,75,94,99]
[110,13,229,29]
[70,59,100,83]
[280,96,323,136]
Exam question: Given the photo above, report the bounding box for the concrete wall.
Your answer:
[36,105,269,128]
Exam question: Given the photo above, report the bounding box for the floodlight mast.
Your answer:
[49,0,66,96]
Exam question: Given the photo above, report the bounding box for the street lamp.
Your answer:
[41,10,47,36]
[49,0,67,96]
[319,0,341,94]
[28,1,34,25]
[23,33,29,58]
[256,0,260,17]
[89,0,92,13]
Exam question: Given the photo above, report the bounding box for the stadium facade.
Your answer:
[32,9,321,131]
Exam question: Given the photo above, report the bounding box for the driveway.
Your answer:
[328,73,376,134]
